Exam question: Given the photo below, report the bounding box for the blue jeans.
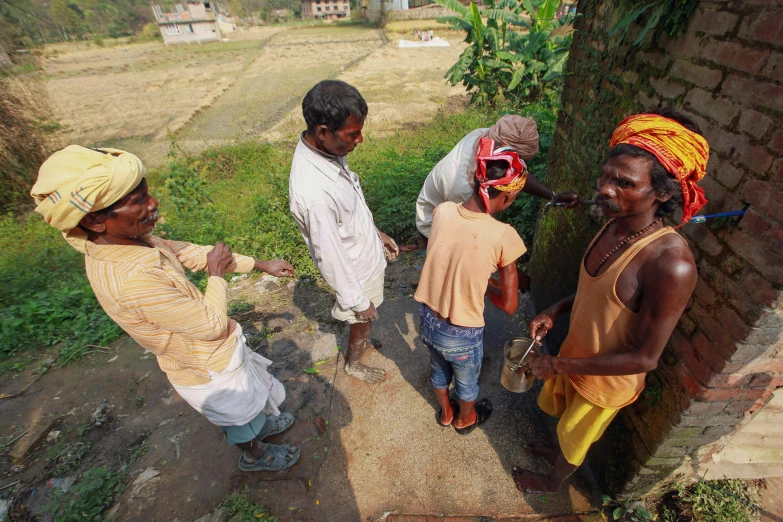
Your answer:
[419,304,484,402]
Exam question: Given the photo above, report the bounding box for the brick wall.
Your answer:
[529,0,783,495]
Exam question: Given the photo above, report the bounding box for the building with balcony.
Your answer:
[152,1,222,46]
[301,0,351,20]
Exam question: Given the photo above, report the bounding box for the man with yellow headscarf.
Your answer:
[32,146,301,473]
[512,107,707,493]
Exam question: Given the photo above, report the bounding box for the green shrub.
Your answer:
[47,466,125,522]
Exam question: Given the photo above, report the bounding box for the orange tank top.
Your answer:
[560,224,680,409]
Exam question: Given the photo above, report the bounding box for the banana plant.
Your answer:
[436,0,575,104]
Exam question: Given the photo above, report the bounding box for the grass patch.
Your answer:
[47,466,125,522]
[220,488,279,521]
[663,478,762,522]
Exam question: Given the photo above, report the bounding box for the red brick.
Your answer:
[763,51,783,82]
[764,225,783,252]
[720,306,751,342]
[724,399,759,413]
[690,9,739,35]
[680,412,743,427]
[738,8,783,46]
[689,303,738,359]
[725,231,783,285]
[773,159,783,183]
[716,162,744,189]
[651,77,686,99]
[763,191,783,224]
[743,178,772,208]
[683,222,723,256]
[741,271,780,308]
[740,357,783,374]
[670,59,722,89]
[703,424,740,439]
[739,142,773,176]
[638,51,671,71]
[738,109,773,140]
[692,330,731,371]
[770,129,783,155]
[749,372,783,388]
[699,261,761,321]
[705,128,747,163]
[741,208,771,238]
[672,331,716,383]
[694,276,719,306]
[685,88,739,125]
[722,75,783,112]
[686,400,729,415]
[708,372,753,389]
[703,40,770,74]
[662,32,703,57]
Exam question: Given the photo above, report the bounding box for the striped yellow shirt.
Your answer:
[84,235,255,386]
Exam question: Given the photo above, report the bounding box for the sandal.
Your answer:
[238,443,300,472]
[436,400,459,427]
[255,413,295,441]
[454,398,493,435]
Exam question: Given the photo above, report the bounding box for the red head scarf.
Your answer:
[610,114,710,223]
[474,138,528,213]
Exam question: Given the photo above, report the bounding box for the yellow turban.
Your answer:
[31,145,146,253]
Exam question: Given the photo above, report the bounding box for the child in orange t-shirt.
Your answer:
[414,138,527,434]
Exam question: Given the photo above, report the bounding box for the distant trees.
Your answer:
[0,0,154,47]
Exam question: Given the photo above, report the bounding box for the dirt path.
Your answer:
[0,254,598,521]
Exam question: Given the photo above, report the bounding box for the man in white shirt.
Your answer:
[289,80,398,384]
[415,115,582,240]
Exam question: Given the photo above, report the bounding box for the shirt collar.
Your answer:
[85,235,163,267]
[298,133,347,183]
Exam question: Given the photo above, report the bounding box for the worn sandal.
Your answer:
[454,398,493,435]
[436,400,460,427]
[255,413,295,441]
[238,443,300,472]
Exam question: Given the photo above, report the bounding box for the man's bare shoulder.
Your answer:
[643,231,696,287]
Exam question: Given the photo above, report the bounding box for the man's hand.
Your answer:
[256,259,294,278]
[555,191,582,209]
[207,242,234,278]
[521,353,558,381]
[355,302,378,322]
[528,309,556,342]
[378,230,399,261]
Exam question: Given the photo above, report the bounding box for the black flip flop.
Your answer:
[454,398,493,435]
[436,400,459,427]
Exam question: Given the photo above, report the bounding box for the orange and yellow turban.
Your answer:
[475,137,528,212]
[610,114,710,223]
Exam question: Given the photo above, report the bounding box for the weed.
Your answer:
[129,442,149,464]
[676,478,761,522]
[48,441,92,477]
[47,466,124,522]
[228,300,255,316]
[135,395,145,408]
[220,487,278,522]
[602,495,654,521]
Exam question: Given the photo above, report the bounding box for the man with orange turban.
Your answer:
[415,114,582,240]
[32,146,302,473]
[512,107,708,493]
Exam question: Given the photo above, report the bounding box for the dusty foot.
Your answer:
[511,466,561,494]
[344,361,386,384]
[524,441,559,464]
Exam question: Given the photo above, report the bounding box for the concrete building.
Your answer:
[152,2,222,46]
[301,0,350,20]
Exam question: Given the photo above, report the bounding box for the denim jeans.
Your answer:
[419,304,484,402]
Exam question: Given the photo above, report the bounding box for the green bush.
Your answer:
[0,214,122,364]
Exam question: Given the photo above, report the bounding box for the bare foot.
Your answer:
[524,441,559,464]
[512,466,561,494]
[439,405,453,426]
[344,361,386,384]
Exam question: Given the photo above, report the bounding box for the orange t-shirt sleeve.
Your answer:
[497,227,527,268]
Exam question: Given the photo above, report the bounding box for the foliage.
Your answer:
[675,478,761,522]
[0,67,54,211]
[47,466,125,522]
[220,488,279,522]
[602,495,654,521]
[609,0,699,48]
[0,213,122,365]
[436,0,575,105]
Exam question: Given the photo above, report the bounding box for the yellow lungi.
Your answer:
[538,374,620,466]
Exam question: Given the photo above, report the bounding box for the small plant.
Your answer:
[129,442,149,464]
[676,478,761,522]
[48,466,125,522]
[602,495,654,521]
[220,487,278,522]
[228,300,255,316]
[48,441,91,476]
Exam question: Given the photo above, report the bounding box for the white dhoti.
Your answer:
[171,327,285,427]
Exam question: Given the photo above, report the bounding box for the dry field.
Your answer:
[43,21,466,166]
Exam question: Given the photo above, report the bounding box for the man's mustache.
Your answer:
[596,196,622,212]
[142,209,159,224]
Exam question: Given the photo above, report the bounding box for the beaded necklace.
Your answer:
[584,217,664,277]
